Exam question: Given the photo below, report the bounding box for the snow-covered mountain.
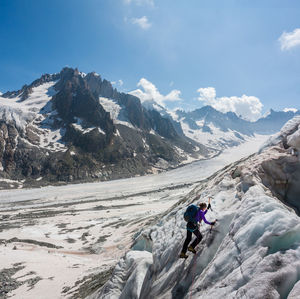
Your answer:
[174,106,254,149]
[0,68,212,188]
[142,103,299,150]
[175,107,299,149]
[89,116,300,299]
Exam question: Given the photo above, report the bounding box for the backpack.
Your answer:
[184,204,198,222]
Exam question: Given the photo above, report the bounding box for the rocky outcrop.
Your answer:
[0,122,18,174]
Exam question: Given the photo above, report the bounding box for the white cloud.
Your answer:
[197,87,216,102]
[130,78,182,107]
[124,0,154,6]
[283,107,298,113]
[112,80,124,88]
[279,28,300,51]
[131,16,151,30]
[197,87,263,122]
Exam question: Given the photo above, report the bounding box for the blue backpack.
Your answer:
[184,204,198,222]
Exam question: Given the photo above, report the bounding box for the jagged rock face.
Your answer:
[0,122,18,173]
[52,70,115,151]
[147,110,178,139]
[0,67,210,187]
[53,70,113,128]
[85,72,118,99]
[117,93,151,131]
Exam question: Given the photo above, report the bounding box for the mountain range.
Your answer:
[0,67,298,188]
[0,68,211,188]
[172,106,299,149]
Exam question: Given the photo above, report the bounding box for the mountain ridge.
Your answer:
[169,105,300,149]
[0,67,212,189]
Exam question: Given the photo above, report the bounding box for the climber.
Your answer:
[180,197,216,259]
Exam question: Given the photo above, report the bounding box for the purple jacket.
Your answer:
[196,209,212,225]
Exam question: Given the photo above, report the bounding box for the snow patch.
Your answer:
[99,97,135,129]
[72,117,104,135]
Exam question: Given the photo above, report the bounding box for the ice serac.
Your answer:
[90,116,300,298]
[258,116,300,214]
[89,251,153,299]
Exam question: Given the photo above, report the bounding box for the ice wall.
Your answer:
[258,116,300,214]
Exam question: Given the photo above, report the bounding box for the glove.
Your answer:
[211,221,216,226]
[207,203,211,210]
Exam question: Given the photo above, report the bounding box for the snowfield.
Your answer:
[0,135,269,298]
[88,117,300,299]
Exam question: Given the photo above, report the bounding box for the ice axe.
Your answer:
[210,219,218,234]
[208,197,213,212]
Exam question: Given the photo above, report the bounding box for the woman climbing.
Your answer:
[180,197,216,259]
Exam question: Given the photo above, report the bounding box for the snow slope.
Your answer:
[0,81,57,130]
[89,117,300,299]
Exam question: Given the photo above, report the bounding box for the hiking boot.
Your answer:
[188,246,196,254]
[179,252,188,259]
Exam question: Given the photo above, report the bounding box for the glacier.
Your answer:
[0,134,269,298]
[89,116,300,299]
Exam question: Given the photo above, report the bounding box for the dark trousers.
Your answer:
[182,227,203,254]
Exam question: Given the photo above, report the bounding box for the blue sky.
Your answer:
[0,0,299,120]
